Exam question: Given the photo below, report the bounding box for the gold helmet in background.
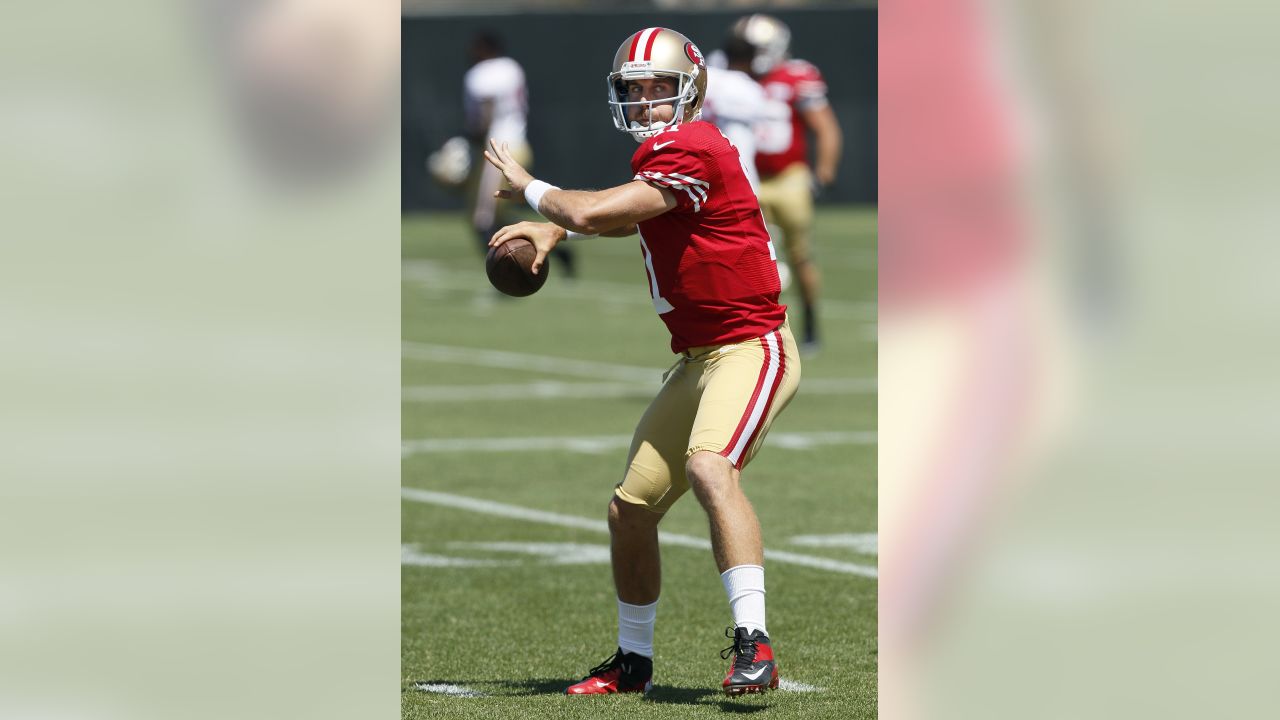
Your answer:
[730,14,791,76]
[607,27,708,141]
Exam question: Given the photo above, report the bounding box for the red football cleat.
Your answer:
[721,627,780,695]
[565,649,653,695]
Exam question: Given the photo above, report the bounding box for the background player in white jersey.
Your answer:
[733,14,844,354]
[704,37,780,191]
[462,32,574,275]
[481,27,800,698]
[462,32,526,246]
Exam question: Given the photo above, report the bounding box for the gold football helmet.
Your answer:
[730,14,791,76]
[607,27,708,141]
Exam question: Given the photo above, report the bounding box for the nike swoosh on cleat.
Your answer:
[741,666,769,681]
[653,141,675,150]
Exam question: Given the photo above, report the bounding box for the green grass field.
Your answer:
[402,205,877,719]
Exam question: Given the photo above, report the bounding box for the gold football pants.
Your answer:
[615,320,801,513]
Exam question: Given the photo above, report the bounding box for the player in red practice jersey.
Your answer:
[732,14,844,354]
[483,27,800,697]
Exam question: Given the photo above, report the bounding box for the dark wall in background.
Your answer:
[403,8,876,211]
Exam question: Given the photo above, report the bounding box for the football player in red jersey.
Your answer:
[732,14,844,354]
[482,27,799,697]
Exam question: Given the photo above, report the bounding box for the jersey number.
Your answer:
[638,230,674,314]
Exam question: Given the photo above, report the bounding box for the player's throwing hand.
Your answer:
[483,138,535,200]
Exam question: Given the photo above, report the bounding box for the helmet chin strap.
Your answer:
[627,92,688,142]
[628,119,670,142]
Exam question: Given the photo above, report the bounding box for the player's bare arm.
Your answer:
[537,181,674,234]
[487,217,638,275]
[484,139,676,233]
[802,103,843,187]
[600,224,638,237]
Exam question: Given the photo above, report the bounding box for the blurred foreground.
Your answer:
[881,1,1280,718]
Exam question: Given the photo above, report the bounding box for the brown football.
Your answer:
[485,237,548,297]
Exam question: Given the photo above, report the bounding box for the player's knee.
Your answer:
[685,451,733,499]
[608,496,658,534]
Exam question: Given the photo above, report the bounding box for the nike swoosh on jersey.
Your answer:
[653,140,676,150]
[741,666,769,681]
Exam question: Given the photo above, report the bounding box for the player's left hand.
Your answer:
[483,138,534,200]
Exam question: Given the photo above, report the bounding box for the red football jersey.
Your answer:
[630,120,787,353]
[755,59,829,177]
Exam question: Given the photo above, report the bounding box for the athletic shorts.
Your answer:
[755,163,815,266]
[614,320,802,513]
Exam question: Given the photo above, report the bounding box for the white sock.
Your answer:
[617,598,657,658]
[721,564,767,636]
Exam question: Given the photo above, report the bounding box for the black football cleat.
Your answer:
[565,648,653,695]
[720,626,779,695]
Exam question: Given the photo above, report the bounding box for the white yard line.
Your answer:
[404,434,632,455]
[789,533,879,555]
[403,381,653,401]
[402,487,608,533]
[403,260,876,320]
[401,545,515,568]
[412,682,485,698]
[757,548,878,578]
[402,542,611,567]
[401,487,877,579]
[403,342,659,382]
[402,431,876,456]
[401,377,876,403]
[764,431,878,450]
[448,541,612,565]
[778,678,824,693]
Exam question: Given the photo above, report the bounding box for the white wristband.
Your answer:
[524,179,559,216]
[565,230,597,240]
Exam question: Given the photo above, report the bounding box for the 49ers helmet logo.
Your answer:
[685,42,704,67]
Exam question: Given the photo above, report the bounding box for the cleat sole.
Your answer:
[723,675,779,696]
